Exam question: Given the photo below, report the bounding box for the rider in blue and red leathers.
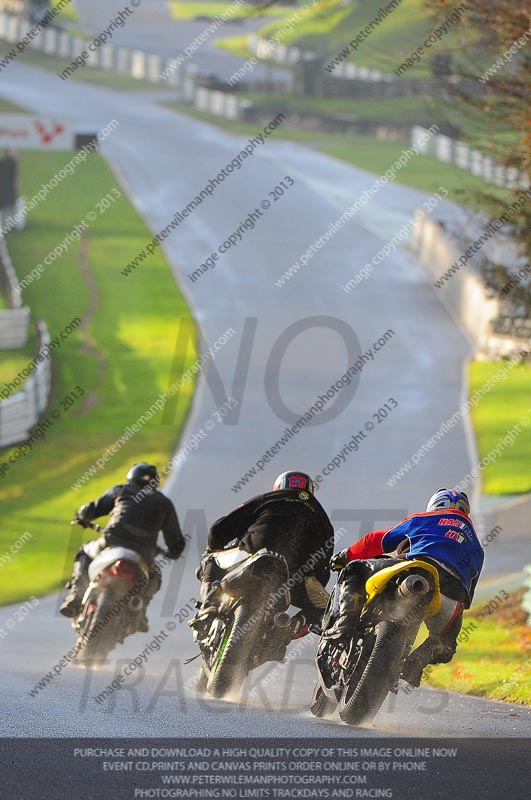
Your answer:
[327,489,484,687]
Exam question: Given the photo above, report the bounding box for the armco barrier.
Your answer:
[0,318,52,447]
[411,210,500,352]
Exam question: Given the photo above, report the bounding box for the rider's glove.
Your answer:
[291,611,311,640]
[330,548,350,572]
[395,537,411,557]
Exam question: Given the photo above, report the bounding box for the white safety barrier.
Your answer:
[248,33,394,82]
[411,210,500,352]
[0,10,249,121]
[0,215,31,349]
[0,208,52,445]
[0,319,52,447]
[412,126,530,191]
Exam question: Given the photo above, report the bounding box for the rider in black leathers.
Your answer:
[60,463,185,627]
[194,471,334,634]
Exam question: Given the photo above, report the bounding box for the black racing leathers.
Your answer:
[208,489,334,587]
[79,482,185,563]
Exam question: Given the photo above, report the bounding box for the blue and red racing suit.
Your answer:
[346,509,484,607]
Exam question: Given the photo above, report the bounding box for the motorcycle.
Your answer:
[311,557,441,725]
[189,547,310,699]
[71,519,166,666]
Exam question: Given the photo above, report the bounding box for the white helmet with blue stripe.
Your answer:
[427,488,470,516]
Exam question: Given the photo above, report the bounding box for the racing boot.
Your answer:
[290,611,311,640]
[136,566,162,634]
[401,637,456,687]
[188,581,222,635]
[59,552,91,618]
[200,580,222,614]
[137,604,150,633]
[324,579,363,642]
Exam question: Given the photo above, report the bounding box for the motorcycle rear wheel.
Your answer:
[74,591,122,667]
[338,620,411,725]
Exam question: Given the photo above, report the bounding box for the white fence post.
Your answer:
[57,30,71,59]
[100,43,115,71]
[116,47,131,74]
[43,27,58,55]
[224,94,239,120]
[195,86,209,112]
[164,59,181,87]
[86,46,100,68]
[131,50,146,80]
[146,54,162,83]
[183,65,198,102]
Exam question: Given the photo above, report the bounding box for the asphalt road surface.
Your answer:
[0,63,530,738]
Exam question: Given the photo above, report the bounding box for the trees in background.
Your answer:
[425,0,531,263]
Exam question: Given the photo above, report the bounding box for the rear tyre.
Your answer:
[207,605,259,699]
[310,682,337,718]
[74,591,121,667]
[338,620,411,725]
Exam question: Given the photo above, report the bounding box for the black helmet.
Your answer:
[127,462,159,487]
[273,471,315,494]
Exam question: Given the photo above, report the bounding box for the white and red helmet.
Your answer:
[273,471,315,494]
[426,488,470,516]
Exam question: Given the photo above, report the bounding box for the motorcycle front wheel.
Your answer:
[207,604,260,699]
[310,681,338,718]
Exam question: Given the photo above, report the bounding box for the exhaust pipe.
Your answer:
[273,612,291,628]
[129,596,144,611]
[398,574,430,599]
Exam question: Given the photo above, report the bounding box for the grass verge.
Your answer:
[217,0,431,74]
[236,92,517,152]
[162,100,508,211]
[469,360,531,495]
[240,92,443,124]
[218,0,495,78]
[53,0,79,23]
[0,97,27,113]
[169,2,292,20]
[247,0,352,50]
[0,151,197,605]
[423,590,531,706]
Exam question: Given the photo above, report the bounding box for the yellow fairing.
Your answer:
[364,560,441,618]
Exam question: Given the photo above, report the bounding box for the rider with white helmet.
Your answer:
[327,488,484,687]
